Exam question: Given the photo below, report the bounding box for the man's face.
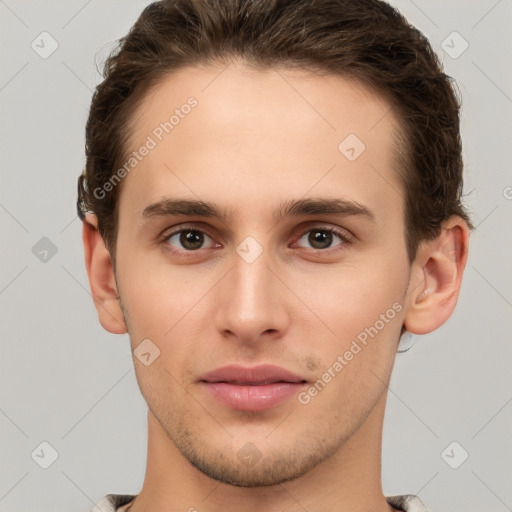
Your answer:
[114,62,411,486]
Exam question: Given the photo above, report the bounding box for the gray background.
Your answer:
[1,1,511,511]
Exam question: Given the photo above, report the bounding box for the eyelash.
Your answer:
[160,224,353,257]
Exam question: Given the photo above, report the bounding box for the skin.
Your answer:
[83,60,469,512]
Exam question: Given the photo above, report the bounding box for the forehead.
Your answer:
[118,61,404,226]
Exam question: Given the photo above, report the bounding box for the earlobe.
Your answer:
[82,213,127,335]
[404,216,470,335]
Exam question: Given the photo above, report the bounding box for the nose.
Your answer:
[214,246,290,345]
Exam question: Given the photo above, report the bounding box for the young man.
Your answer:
[78,0,472,510]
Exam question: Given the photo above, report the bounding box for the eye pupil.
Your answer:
[181,230,203,250]
[309,230,332,249]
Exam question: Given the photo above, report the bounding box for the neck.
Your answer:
[128,392,396,512]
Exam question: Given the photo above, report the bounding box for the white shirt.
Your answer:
[89,493,429,511]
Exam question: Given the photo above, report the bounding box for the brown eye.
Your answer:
[296,228,346,250]
[164,229,214,251]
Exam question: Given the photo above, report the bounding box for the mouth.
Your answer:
[206,379,306,385]
[199,364,308,411]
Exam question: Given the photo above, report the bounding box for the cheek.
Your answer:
[297,293,402,424]
[296,259,407,341]
[296,263,407,405]
[116,249,197,332]
[117,260,218,384]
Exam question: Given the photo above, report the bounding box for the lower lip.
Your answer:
[202,382,306,411]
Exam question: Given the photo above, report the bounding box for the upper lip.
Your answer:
[200,364,308,385]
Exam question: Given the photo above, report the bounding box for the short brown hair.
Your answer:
[77,0,473,264]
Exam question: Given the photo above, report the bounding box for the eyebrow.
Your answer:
[141,197,376,224]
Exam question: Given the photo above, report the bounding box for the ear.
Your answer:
[82,213,127,334]
[403,216,470,335]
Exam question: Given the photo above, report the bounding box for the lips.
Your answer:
[200,364,307,385]
[199,364,308,411]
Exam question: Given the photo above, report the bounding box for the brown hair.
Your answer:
[77,0,473,265]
